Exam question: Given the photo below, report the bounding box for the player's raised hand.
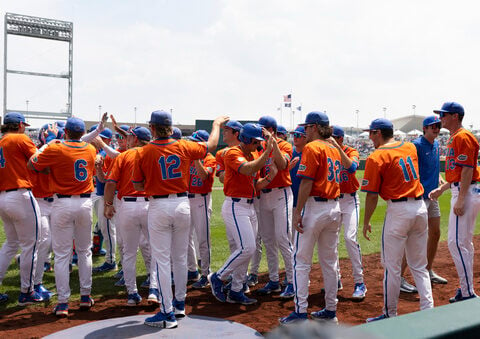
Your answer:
[213,116,230,127]
[327,136,340,149]
[264,134,275,154]
[363,223,371,241]
[98,112,108,130]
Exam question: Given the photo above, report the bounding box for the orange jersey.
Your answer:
[106,147,146,199]
[31,141,97,195]
[215,147,229,177]
[189,153,216,194]
[361,141,424,200]
[297,139,341,199]
[223,146,259,198]
[262,138,292,189]
[31,171,53,198]
[0,133,37,191]
[445,127,480,183]
[132,138,207,196]
[339,145,360,194]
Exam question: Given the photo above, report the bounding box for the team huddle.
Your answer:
[0,101,478,329]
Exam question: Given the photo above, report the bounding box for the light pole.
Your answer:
[98,105,102,120]
[26,100,29,113]
[412,104,416,116]
[355,110,359,135]
[134,107,137,126]
[383,107,387,118]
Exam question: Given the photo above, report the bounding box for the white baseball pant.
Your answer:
[34,198,53,285]
[258,187,294,283]
[93,196,116,264]
[293,197,341,313]
[51,196,93,303]
[116,197,151,294]
[189,193,212,276]
[448,183,480,298]
[382,198,433,317]
[337,192,364,284]
[148,196,190,313]
[0,189,40,293]
[138,231,156,288]
[218,197,258,292]
[249,197,263,275]
[187,224,198,272]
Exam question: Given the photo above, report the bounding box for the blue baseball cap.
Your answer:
[149,110,172,126]
[290,126,306,136]
[258,116,278,130]
[189,130,210,142]
[65,117,85,132]
[4,112,30,126]
[56,121,66,128]
[423,116,441,127]
[88,124,98,133]
[433,102,464,115]
[224,120,243,131]
[171,127,182,139]
[332,125,345,138]
[277,125,287,136]
[131,126,151,141]
[57,128,65,139]
[99,128,113,139]
[364,118,393,131]
[116,125,131,138]
[299,111,329,127]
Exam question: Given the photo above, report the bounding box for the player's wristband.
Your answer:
[104,201,113,206]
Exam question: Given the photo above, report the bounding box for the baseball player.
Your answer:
[277,125,288,141]
[330,126,366,299]
[187,130,216,289]
[361,118,433,322]
[171,127,182,140]
[412,116,448,284]
[289,126,307,210]
[256,116,295,299]
[0,112,43,305]
[104,126,159,306]
[29,117,97,317]
[429,102,480,302]
[280,112,342,325]
[208,123,274,305]
[133,111,227,329]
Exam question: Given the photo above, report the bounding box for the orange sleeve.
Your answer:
[31,143,59,172]
[361,154,381,194]
[215,149,226,176]
[297,143,319,180]
[131,148,145,184]
[226,148,249,173]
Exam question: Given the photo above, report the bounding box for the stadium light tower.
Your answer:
[3,13,73,121]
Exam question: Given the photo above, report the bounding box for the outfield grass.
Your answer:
[0,171,470,308]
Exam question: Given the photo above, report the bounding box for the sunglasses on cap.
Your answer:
[293,133,305,138]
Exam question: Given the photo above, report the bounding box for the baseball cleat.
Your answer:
[127,292,142,306]
[18,291,44,306]
[338,278,343,291]
[144,311,178,329]
[188,270,200,282]
[92,261,117,273]
[400,277,417,293]
[246,273,258,287]
[0,293,8,304]
[366,314,389,322]
[173,298,186,317]
[147,288,159,305]
[208,272,226,302]
[279,311,308,325]
[227,290,257,305]
[114,277,125,287]
[311,308,338,323]
[429,270,448,284]
[192,275,210,289]
[34,284,54,301]
[281,276,288,287]
[352,282,367,300]
[53,303,69,317]
[79,295,94,310]
[257,280,281,295]
[449,288,477,303]
[279,283,295,299]
[140,275,151,289]
[113,269,124,279]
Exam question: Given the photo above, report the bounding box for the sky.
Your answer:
[2,0,480,129]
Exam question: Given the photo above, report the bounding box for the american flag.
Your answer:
[296,106,302,111]
[283,94,291,102]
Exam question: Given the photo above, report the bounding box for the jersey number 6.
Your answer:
[158,155,182,180]
[74,159,88,182]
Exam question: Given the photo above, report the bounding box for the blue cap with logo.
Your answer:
[332,125,345,138]
[99,128,113,139]
[277,125,287,136]
[4,112,30,126]
[299,111,329,127]
[65,117,86,132]
[290,126,306,136]
[364,118,393,131]
[189,130,210,142]
[225,120,243,131]
[423,116,441,127]
[239,123,265,144]
[131,126,151,141]
[149,110,172,126]
[258,116,278,130]
[171,127,182,139]
[433,102,464,115]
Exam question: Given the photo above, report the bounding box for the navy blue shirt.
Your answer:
[412,136,440,198]
[290,147,302,207]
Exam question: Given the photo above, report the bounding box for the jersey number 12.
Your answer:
[159,155,181,180]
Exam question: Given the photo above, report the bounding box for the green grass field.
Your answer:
[0,171,471,308]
